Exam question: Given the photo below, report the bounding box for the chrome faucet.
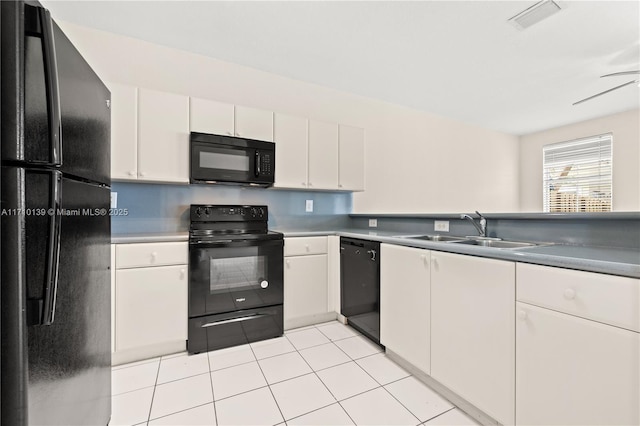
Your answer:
[461,211,487,237]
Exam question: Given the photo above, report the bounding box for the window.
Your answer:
[543,134,612,212]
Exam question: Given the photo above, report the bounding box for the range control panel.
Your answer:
[190,204,268,222]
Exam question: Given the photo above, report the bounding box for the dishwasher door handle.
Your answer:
[367,249,377,261]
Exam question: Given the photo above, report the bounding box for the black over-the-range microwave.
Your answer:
[190,132,275,187]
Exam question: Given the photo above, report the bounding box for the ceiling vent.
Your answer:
[508,0,562,30]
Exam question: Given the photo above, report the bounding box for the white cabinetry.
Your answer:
[109,85,189,183]
[338,124,365,191]
[189,98,273,142]
[235,105,274,141]
[308,120,339,190]
[189,97,234,136]
[283,237,334,329]
[108,82,137,180]
[112,241,188,365]
[110,244,116,353]
[516,264,639,426]
[137,88,189,183]
[430,252,515,425]
[380,244,430,373]
[273,113,308,189]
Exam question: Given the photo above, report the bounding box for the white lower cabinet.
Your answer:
[380,243,430,374]
[115,265,188,351]
[112,242,188,364]
[515,263,639,425]
[516,302,639,426]
[283,237,331,329]
[430,252,515,425]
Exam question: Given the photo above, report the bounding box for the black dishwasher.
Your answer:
[340,237,382,345]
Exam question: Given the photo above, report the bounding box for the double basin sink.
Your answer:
[396,234,548,250]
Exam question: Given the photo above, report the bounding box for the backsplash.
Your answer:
[111,182,352,234]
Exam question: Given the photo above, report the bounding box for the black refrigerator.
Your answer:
[1,1,112,425]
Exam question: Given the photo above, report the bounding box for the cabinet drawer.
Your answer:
[115,242,188,269]
[284,237,328,256]
[517,263,640,332]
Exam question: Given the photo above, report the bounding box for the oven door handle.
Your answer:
[200,312,271,328]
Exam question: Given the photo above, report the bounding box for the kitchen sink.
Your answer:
[397,234,467,242]
[448,239,538,249]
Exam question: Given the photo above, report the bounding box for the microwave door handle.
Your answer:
[255,151,261,177]
[40,7,63,166]
[40,171,63,325]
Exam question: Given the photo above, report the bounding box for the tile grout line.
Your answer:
[247,340,287,424]
[422,406,457,424]
[146,401,213,425]
[206,353,219,426]
[145,357,162,423]
[286,333,360,426]
[325,326,424,425]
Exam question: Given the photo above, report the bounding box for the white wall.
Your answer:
[57,21,520,214]
[519,109,640,212]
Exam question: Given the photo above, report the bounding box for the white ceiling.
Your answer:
[44,1,640,135]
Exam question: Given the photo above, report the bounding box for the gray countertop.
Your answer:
[111,232,188,244]
[274,228,640,279]
[110,228,640,278]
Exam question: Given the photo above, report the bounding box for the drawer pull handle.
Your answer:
[286,259,290,267]
[518,310,528,320]
[150,252,158,262]
[563,288,576,300]
[180,269,186,279]
[305,245,310,251]
[201,313,268,328]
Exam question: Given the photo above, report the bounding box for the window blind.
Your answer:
[542,134,612,212]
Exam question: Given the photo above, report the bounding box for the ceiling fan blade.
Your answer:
[572,79,639,105]
[601,70,640,78]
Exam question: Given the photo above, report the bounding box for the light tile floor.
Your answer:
[110,321,480,426]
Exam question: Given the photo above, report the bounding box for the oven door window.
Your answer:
[210,253,265,292]
[189,241,284,317]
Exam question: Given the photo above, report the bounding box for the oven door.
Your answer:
[189,238,284,317]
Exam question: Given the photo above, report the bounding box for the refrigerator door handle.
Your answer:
[39,6,63,166]
[41,171,63,325]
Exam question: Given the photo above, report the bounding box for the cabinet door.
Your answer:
[516,302,639,426]
[431,252,515,425]
[234,105,273,141]
[273,113,308,189]
[284,255,328,328]
[189,97,234,136]
[380,244,430,373]
[308,120,338,190]
[137,88,189,183]
[111,245,116,353]
[108,82,137,180]
[338,124,365,191]
[115,265,188,351]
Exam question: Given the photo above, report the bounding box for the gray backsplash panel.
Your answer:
[350,213,640,250]
[111,182,352,234]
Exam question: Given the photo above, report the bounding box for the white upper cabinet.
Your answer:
[137,88,189,183]
[308,119,339,190]
[234,105,273,142]
[338,124,365,191]
[273,113,308,189]
[108,82,137,180]
[189,97,234,136]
